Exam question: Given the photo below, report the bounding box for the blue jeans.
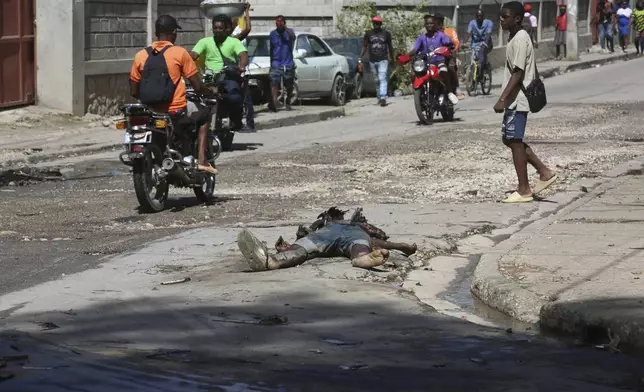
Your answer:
[369,60,389,100]
[293,223,372,258]
[599,23,614,50]
[502,110,528,140]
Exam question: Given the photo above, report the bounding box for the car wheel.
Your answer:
[329,74,346,106]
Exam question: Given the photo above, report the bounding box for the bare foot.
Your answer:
[539,169,556,182]
[399,243,418,256]
[351,249,390,269]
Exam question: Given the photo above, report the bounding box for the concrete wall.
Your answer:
[34,0,596,116]
[35,0,84,114]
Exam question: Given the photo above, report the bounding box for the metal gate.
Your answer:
[0,0,35,108]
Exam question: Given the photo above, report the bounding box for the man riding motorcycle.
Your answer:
[408,14,458,105]
[130,14,217,175]
[191,14,249,131]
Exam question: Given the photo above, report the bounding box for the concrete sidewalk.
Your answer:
[472,156,644,352]
[0,105,345,168]
[487,50,639,87]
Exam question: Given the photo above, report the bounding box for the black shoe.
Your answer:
[268,103,277,112]
[285,103,293,111]
[379,99,387,107]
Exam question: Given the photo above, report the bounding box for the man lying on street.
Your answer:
[237,207,418,272]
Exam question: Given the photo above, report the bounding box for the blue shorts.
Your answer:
[270,65,295,86]
[501,109,528,140]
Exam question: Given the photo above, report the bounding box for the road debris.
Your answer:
[257,315,288,326]
[31,321,59,331]
[323,339,362,347]
[160,277,191,285]
[339,363,368,370]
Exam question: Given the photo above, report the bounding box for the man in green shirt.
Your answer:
[191,15,249,130]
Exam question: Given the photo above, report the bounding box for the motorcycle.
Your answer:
[116,92,221,213]
[399,47,455,125]
[187,66,243,151]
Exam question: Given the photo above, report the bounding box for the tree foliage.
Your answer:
[337,0,429,91]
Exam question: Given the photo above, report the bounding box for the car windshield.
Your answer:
[245,36,271,57]
[325,38,361,55]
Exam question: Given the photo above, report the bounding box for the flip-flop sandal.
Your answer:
[237,229,269,271]
[502,191,534,203]
[534,174,559,195]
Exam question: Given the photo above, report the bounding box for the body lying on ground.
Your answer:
[237,207,417,272]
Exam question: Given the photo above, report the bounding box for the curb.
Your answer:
[471,155,644,326]
[539,52,640,80]
[0,107,347,169]
[254,107,345,131]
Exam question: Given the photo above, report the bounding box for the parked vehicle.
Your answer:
[116,82,222,213]
[398,48,455,125]
[245,32,350,106]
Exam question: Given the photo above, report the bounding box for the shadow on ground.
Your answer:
[2,281,644,391]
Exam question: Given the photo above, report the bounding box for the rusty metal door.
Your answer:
[0,0,35,108]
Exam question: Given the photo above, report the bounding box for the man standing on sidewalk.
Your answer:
[494,1,557,203]
[269,15,296,112]
[360,16,394,107]
[555,5,568,59]
[231,4,256,131]
[599,1,616,53]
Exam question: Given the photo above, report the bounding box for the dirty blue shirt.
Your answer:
[411,31,452,63]
[269,28,295,68]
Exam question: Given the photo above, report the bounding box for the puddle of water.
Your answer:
[439,254,538,334]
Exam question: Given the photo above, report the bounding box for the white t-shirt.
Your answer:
[524,12,538,27]
[617,7,633,18]
[503,30,536,112]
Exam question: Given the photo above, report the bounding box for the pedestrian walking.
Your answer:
[555,5,568,59]
[633,1,644,54]
[616,0,633,52]
[598,0,616,53]
[494,1,557,203]
[359,16,394,107]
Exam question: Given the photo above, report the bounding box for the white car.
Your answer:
[244,32,350,106]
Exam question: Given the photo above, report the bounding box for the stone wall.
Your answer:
[86,74,133,116]
[158,0,205,49]
[85,0,147,61]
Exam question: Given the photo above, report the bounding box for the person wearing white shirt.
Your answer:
[523,4,538,47]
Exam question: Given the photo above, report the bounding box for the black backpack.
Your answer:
[139,46,177,106]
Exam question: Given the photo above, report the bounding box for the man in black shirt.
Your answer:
[359,16,395,107]
[598,0,615,53]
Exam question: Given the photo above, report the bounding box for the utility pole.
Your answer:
[565,0,579,60]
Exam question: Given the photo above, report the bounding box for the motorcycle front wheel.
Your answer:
[414,87,433,125]
[133,146,169,213]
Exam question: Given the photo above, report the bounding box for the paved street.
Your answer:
[1,58,644,390]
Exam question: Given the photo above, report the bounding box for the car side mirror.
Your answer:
[295,49,307,59]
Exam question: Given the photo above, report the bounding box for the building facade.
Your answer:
[28,0,594,116]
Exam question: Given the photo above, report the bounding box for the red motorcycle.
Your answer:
[399,47,455,125]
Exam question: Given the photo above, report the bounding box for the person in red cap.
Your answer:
[359,15,394,107]
[523,4,538,47]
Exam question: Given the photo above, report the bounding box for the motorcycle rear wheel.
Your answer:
[414,88,433,125]
[133,146,168,213]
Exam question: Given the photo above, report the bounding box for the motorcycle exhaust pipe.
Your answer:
[171,165,195,186]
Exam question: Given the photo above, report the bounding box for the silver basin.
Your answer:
[200,1,246,19]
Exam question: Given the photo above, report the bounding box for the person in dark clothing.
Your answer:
[598,0,616,53]
[237,207,417,272]
[359,16,394,107]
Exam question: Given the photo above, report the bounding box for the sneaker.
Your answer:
[447,92,459,105]
[285,103,293,111]
[379,99,387,107]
